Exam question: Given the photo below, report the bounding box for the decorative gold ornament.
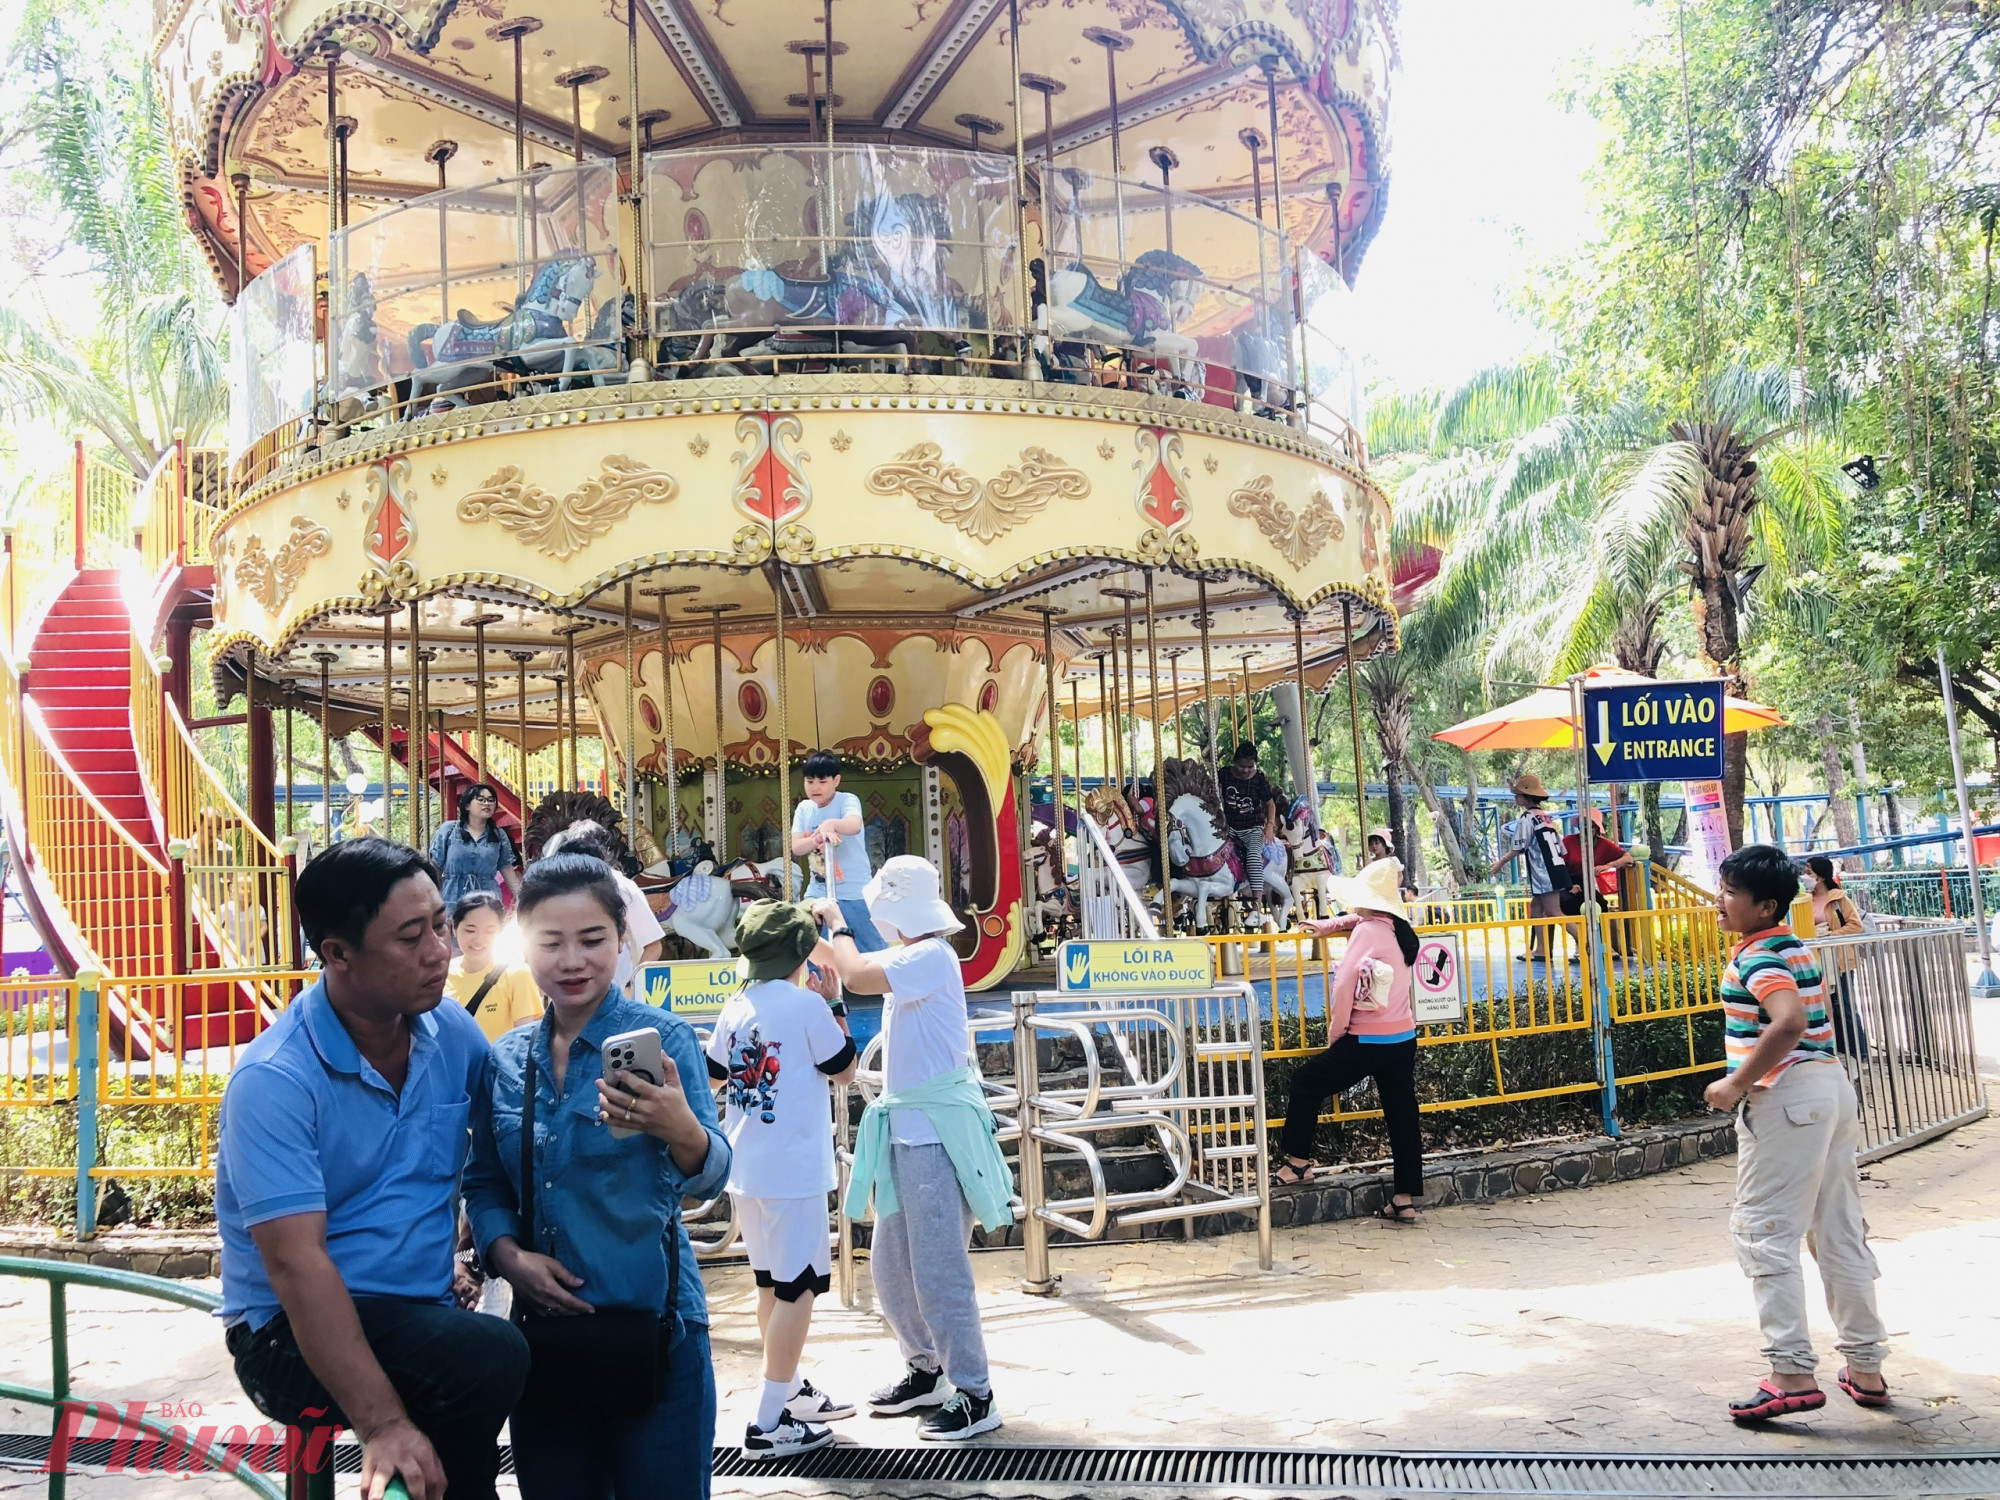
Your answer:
[335,488,353,510]
[359,559,419,606]
[731,523,772,562]
[234,516,332,612]
[865,442,1089,544]
[775,524,817,564]
[1203,454,1220,475]
[1226,476,1343,570]
[430,465,449,487]
[1096,439,1116,461]
[688,434,710,457]
[456,455,678,560]
[1137,526,1202,567]
[829,429,853,452]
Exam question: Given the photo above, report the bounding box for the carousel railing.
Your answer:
[1075,809,1157,941]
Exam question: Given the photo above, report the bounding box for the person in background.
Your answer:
[445,893,542,1042]
[217,839,527,1500]
[1270,859,1424,1223]
[1804,854,1869,1061]
[1706,844,1890,1424]
[814,856,1011,1443]
[541,821,664,997]
[429,785,520,917]
[1489,773,1570,961]
[705,901,860,1459]
[464,853,730,1499]
[1220,742,1278,898]
[1562,808,1636,955]
[792,750,888,951]
[1365,827,1419,901]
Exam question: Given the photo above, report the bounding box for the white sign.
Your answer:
[1411,933,1466,1025]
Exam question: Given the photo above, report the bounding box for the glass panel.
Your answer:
[228,243,317,457]
[644,144,1022,348]
[1042,169,1295,397]
[328,159,625,404]
[1296,248,1361,444]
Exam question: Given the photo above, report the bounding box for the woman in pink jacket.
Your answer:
[1271,859,1425,1222]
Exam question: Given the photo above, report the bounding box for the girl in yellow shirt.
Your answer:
[445,892,543,1040]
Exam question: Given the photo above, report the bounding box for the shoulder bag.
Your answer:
[462,965,508,1015]
[510,1045,675,1416]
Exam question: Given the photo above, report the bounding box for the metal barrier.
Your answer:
[1807,924,1989,1161]
[1845,867,2000,923]
[1075,809,1157,941]
[0,1255,312,1499]
[1012,985,1270,1292]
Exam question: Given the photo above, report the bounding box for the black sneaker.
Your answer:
[786,1379,855,1422]
[742,1415,836,1460]
[918,1387,1002,1442]
[867,1365,946,1414]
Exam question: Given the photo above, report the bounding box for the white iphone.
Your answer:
[602,1027,665,1140]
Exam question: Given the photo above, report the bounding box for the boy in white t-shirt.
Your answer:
[792,750,888,952]
[705,900,860,1460]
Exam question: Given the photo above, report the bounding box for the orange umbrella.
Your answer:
[1433,667,1785,753]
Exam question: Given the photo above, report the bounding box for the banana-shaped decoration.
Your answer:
[921,703,1011,809]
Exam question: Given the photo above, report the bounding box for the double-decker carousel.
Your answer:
[156,0,1403,990]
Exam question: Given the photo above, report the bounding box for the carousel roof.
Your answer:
[154,0,1396,300]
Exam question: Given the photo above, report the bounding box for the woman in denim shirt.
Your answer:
[463,854,730,1499]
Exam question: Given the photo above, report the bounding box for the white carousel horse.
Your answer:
[1082,785,1155,908]
[658,860,738,959]
[1248,829,1295,929]
[1165,792,1244,932]
[1025,818,1071,941]
[1047,249,1207,396]
[1284,800,1337,919]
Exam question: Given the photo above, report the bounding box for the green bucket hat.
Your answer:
[735,899,821,982]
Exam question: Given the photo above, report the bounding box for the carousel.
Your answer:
[156,0,1402,990]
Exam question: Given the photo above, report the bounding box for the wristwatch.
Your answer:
[828,927,856,941]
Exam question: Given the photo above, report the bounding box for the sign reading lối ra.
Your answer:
[637,958,740,1018]
[1057,939,1216,994]
[1582,680,1727,786]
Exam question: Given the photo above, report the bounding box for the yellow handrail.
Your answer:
[1648,860,1715,909]
[138,443,182,579]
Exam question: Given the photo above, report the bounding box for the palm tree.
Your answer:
[0,4,226,476]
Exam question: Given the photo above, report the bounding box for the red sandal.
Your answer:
[1837,1368,1891,1408]
[1729,1381,1826,1423]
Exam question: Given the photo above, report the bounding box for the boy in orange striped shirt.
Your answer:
[1707,845,1889,1424]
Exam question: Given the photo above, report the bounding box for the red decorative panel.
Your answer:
[977,680,998,713]
[867,674,896,718]
[738,681,767,722]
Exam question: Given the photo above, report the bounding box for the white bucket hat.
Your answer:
[863,854,965,939]
[1325,857,1410,921]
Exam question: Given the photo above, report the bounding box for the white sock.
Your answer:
[757,1378,793,1431]
[788,1374,806,1399]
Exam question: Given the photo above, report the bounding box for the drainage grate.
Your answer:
[6,1435,1998,1497]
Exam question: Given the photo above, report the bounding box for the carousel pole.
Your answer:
[335,117,354,229]
[230,171,250,296]
[464,613,501,782]
[623,582,639,830]
[1241,653,1259,753]
[1197,576,1219,797]
[1168,651,1184,756]
[282,683,296,836]
[1103,633,1124,792]
[1227,670,1240,754]
[313,650,337,841]
[767,549,794,900]
[1023,75,1063,276]
[1342,599,1367,844]
[1292,609,1309,809]
[1095,651,1112,792]
[1120,592,1140,795]
[1069,678,1084,836]
[561,624,585,794]
[415,645,436,848]
[509,651,534,808]
[688,604,739,861]
[1262,54,1309,423]
[1085,29,1131,265]
[1145,571,1172,936]
[1007,0,1033,370]
[409,604,427,847]
[1148,146,1178,255]
[625,0,649,379]
[1027,605,1067,905]
[642,585,699,862]
[323,47,339,241]
[379,608,397,843]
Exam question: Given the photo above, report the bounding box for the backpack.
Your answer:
[1523,815,1578,906]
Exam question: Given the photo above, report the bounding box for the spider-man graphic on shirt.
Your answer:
[728,1025,783,1124]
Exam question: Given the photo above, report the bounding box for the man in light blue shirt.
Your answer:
[217,839,527,1500]
[791,749,887,951]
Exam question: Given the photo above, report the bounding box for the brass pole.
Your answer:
[1343,599,1367,842]
[1228,670,1240,754]
[1240,654,1257,758]
[660,603,676,855]
[380,610,396,844]
[231,171,250,297]
[1008,0,1032,365]
[768,558,793,899]
[1028,605,1066,902]
[623,582,639,828]
[416,646,437,848]
[324,49,339,243]
[713,611,726,859]
[1145,571,1171,936]
[1292,609,1310,817]
[565,629,581,794]
[1095,651,1111,792]
[1197,576,1219,798]
[1069,677,1083,844]
[1169,652,1183,756]
[314,650,336,843]
[409,604,426,847]
[465,613,502,782]
[282,683,295,834]
[626,0,649,377]
[1122,592,1139,794]
[510,651,534,810]
[1103,631,1124,792]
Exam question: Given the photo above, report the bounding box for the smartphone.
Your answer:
[602,1028,665,1140]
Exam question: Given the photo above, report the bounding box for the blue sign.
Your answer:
[1582,680,1726,785]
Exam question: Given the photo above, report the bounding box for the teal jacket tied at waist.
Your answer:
[844,1067,1015,1233]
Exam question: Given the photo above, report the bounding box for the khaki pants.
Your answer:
[1732,1060,1889,1375]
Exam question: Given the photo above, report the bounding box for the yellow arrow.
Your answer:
[1593,699,1617,766]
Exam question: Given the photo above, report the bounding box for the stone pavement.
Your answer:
[3,1107,1996,1497]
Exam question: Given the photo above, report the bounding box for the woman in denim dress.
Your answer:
[429,785,520,909]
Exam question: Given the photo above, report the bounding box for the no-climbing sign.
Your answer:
[1581,680,1727,785]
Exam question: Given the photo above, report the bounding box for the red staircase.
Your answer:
[370,724,526,835]
[24,571,260,1049]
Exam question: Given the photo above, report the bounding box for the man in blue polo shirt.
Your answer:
[217,839,527,1500]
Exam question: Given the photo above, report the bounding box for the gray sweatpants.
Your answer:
[870,1141,991,1397]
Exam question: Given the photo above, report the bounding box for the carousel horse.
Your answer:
[657,860,738,959]
[1081,784,1156,905]
[1025,818,1072,942]
[1248,825,1295,929]
[1284,797,1338,918]
[655,277,736,375]
[1046,248,1206,396]
[1164,791,1245,932]
[405,254,600,412]
[557,290,632,390]
[327,273,391,427]
[718,855,809,901]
